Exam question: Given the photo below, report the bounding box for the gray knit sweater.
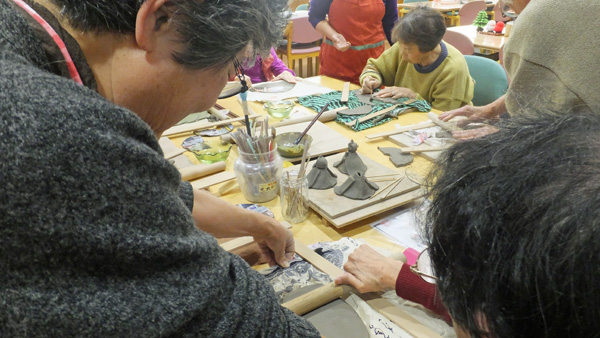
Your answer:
[0,1,319,337]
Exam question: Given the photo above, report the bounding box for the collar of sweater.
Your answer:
[413,42,448,74]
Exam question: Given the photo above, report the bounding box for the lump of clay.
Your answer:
[307,156,338,190]
[378,147,414,167]
[334,172,379,200]
[333,140,367,176]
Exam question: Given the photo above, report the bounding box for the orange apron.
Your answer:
[320,0,386,84]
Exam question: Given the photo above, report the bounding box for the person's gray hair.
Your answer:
[50,0,289,69]
[391,6,446,52]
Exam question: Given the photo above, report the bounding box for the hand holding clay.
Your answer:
[335,244,403,293]
[251,213,295,268]
[361,76,380,94]
[331,33,351,52]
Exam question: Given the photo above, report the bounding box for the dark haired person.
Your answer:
[360,6,473,111]
[0,0,319,336]
[339,110,600,337]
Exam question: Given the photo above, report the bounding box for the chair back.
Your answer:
[400,0,423,3]
[290,16,322,44]
[493,2,512,22]
[443,30,474,55]
[458,1,487,25]
[295,4,308,11]
[464,55,509,106]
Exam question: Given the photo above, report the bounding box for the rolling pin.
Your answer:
[178,162,226,181]
[282,282,352,316]
[281,251,406,316]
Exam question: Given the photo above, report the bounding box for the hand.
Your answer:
[373,86,417,100]
[335,244,403,293]
[331,33,351,52]
[439,105,499,127]
[251,214,295,268]
[361,76,380,94]
[452,125,499,140]
[273,71,301,84]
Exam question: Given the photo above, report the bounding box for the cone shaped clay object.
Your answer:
[334,172,379,200]
[307,156,338,190]
[333,140,367,176]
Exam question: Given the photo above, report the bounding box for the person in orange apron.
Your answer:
[308,0,398,84]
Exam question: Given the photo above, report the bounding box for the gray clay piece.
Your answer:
[307,156,338,190]
[435,130,453,139]
[334,172,379,200]
[337,104,373,116]
[282,284,369,338]
[353,89,376,105]
[378,147,414,167]
[333,140,367,176]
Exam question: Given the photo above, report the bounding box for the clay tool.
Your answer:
[400,145,449,153]
[293,102,330,145]
[345,104,399,127]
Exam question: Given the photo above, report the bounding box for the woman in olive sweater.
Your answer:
[360,7,474,111]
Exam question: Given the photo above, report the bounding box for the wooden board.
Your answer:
[288,153,423,228]
[294,152,420,219]
[275,120,351,162]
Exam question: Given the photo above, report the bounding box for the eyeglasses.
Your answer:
[409,248,438,284]
[218,58,249,99]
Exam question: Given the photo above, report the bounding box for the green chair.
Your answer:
[464,55,508,106]
[295,4,308,11]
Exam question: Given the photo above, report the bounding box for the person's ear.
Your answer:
[135,0,172,52]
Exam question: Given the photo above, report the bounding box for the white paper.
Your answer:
[244,80,334,102]
[372,206,428,252]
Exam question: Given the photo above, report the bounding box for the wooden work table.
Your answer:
[447,24,507,51]
[169,76,437,253]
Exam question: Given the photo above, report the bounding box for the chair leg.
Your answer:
[307,57,313,77]
[299,59,303,78]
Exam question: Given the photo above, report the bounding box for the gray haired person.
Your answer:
[0,0,319,336]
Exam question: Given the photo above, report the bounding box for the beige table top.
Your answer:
[398,1,462,12]
[169,76,436,252]
[447,24,506,51]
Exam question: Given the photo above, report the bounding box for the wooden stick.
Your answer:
[384,177,404,199]
[220,221,292,252]
[346,104,399,127]
[366,173,402,178]
[428,111,461,132]
[340,82,350,103]
[365,121,436,140]
[162,114,261,137]
[400,145,449,153]
[369,176,403,200]
[164,148,186,160]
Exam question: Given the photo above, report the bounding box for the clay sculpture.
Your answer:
[334,172,379,200]
[307,156,338,190]
[333,140,367,176]
[378,147,414,167]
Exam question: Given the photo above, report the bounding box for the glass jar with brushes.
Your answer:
[234,147,283,203]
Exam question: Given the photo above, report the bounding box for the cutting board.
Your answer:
[289,152,422,227]
[275,120,351,162]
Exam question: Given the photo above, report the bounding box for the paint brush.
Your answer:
[293,102,330,145]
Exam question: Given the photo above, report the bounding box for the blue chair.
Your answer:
[464,55,508,106]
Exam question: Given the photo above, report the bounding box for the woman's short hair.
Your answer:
[392,7,446,52]
[49,0,289,70]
